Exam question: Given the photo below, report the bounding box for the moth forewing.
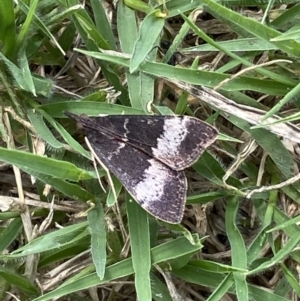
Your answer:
[65,113,218,170]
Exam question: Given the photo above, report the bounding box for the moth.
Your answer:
[65,112,218,223]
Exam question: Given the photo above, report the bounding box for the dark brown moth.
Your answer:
[65,112,218,223]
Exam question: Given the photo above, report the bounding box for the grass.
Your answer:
[0,0,300,300]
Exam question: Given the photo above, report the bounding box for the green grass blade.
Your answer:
[0,267,40,296]
[130,10,164,73]
[27,110,65,150]
[90,0,116,50]
[10,222,88,256]
[207,274,235,301]
[88,201,106,280]
[127,196,151,301]
[226,196,248,300]
[0,147,93,182]
[261,82,300,121]
[0,218,22,253]
[39,101,143,117]
[0,0,16,56]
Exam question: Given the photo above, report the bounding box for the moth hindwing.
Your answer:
[65,112,218,223]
